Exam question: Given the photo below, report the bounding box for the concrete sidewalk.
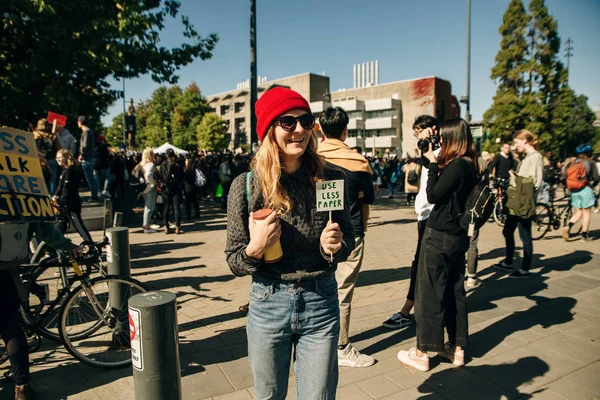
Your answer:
[1,197,599,400]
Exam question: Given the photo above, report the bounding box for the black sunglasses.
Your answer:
[277,114,315,132]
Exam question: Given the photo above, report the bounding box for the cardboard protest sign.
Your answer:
[316,180,345,212]
[0,127,56,223]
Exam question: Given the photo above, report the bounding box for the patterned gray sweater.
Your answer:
[225,165,355,282]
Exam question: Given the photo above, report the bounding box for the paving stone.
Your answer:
[543,377,599,400]
[211,389,253,400]
[356,375,402,399]
[336,383,374,399]
[563,367,600,395]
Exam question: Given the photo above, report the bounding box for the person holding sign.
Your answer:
[225,87,354,400]
[397,118,477,372]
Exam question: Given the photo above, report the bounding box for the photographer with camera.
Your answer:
[382,115,441,330]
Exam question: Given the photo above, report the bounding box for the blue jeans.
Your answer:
[247,275,340,400]
[95,168,111,193]
[387,181,395,196]
[143,188,157,227]
[81,159,98,200]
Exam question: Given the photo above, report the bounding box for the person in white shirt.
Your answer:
[140,148,159,233]
[382,115,441,329]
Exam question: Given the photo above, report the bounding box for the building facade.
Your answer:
[206,71,460,156]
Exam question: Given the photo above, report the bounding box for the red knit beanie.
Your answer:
[255,87,311,142]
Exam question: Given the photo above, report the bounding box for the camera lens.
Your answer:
[418,139,430,152]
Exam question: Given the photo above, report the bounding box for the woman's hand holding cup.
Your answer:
[246,210,281,260]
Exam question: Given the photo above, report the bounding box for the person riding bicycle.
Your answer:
[562,144,599,242]
[1,222,79,400]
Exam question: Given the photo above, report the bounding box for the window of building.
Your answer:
[235,118,246,133]
[365,109,397,119]
[347,111,364,120]
[220,105,230,116]
[348,130,364,138]
[234,102,246,113]
[367,129,396,137]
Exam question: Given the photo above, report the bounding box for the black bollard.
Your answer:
[129,291,182,400]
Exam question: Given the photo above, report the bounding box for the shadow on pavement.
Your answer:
[417,357,550,399]
[130,240,205,261]
[367,218,414,228]
[356,266,411,288]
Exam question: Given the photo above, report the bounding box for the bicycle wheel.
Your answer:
[59,276,148,368]
[532,203,551,240]
[493,198,506,226]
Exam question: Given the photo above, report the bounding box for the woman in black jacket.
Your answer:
[183,156,200,220]
[398,118,477,372]
[53,149,92,242]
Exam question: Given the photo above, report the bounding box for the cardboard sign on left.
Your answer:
[0,127,56,223]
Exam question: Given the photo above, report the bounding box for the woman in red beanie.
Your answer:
[225,87,355,399]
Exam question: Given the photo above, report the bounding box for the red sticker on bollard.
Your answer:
[128,306,143,370]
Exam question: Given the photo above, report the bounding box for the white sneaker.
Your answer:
[466,277,481,288]
[144,228,158,234]
[397,347,430,372]
[437,342,465,367]
[338,343,376,368]
[102,190,111,198]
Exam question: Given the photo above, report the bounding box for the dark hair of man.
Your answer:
[320,107,349,139]
[412,115,438,131]
[437,118,479,170]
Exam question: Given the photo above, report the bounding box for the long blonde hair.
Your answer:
[56,149,78,168]
[140,148,155,166]
[250,125,325,214]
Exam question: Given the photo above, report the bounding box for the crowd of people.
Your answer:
[2,87,599,399]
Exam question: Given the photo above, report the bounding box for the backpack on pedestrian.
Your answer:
[407,169,419,186]
[566,160,588,191]
[129,164,146,193]
[459,178,494,237]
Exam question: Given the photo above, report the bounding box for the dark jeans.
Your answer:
[407,219,428,302]
[467,228,479,277]
[1,310,29,386]
[502,215,533,271]
[406,193,417,204]
[184,189,200,219]
[163,193,182,228]
[415,227,469,352]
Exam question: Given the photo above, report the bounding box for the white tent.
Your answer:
[153,142,189,155]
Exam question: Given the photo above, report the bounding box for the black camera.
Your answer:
[417,135,441,152]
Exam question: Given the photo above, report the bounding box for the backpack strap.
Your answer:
[246,171,252,203]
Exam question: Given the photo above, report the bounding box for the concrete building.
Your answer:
[205,65,460,155]
[205,73,329,150]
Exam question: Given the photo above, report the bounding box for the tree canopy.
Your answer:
[483,0,598,156]
[0,0,218,133]
[196,113,229,152]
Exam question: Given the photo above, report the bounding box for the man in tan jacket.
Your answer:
[318,107,376,368]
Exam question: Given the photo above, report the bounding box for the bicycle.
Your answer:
[531,187,579,240]
[17,242,148,368]
[491,177,509,226]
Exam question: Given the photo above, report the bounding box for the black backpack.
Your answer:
[129,164,146,192]
[459,178,494,236]
[407,170,419,185]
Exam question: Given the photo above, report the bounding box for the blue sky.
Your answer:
[102,0,600,126]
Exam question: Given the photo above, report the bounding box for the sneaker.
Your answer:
[562,226,570,241]
[144,228,157,234]
[509,270,530,279]
[493,261,513,272]
[382,312,413,330]
[102,190,111,198]
[338,343,376,368]
[150,224,161,230]
[397,347,430,372]
[466,277,481,288]
[580,236,590,243]
[437,342,465,367]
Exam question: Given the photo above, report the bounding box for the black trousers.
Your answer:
[415,227,469,352]
[184,189,200,219]
[407,219,428,302]
[502,215,533,271]
[0,309,29,386]
[163,193,182,228]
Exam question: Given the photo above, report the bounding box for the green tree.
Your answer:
[171,82,211,150]
[197,113,228,151]
[483,0,530,151]
[0,0,218,132]
[105,113,125,147]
